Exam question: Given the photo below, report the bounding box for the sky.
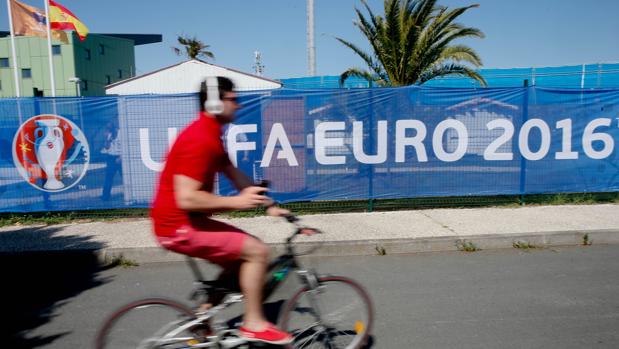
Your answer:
[2,0,619,79]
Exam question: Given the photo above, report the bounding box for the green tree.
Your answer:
[172,35,215,61]
[337,0,486,87]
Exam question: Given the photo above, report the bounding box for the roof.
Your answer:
[0,32,161,46]
[96,34,162,46]
[106,59,282,90]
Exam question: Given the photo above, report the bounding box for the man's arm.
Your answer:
[174,174,267,212]
[222,164,290,217]
[222,163,253,191]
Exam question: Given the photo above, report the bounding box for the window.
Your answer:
[52,45,61,55]
[81,80,88,91]
[117,69,122,79]
[99,44,105,55]
[0,80,2,90]
[85,48,91,60]
[106,75,111,85]
[22,69,32,79]
[0,58,9,68]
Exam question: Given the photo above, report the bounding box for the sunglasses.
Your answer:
[222,96,239,104]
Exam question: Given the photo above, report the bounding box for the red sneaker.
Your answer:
[239,323,294,345]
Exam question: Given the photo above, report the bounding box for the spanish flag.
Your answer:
[48,0,89,41]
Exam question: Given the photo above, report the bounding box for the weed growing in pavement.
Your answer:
[375,245,387,255]
[512,241,538,249]
[456,240,479,252]
[108,254,139,268]
[583,233,593,246]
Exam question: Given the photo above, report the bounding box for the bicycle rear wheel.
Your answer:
[279,276,374,349]
[95,298,199,349]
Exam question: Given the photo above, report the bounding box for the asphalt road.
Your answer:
[4,245,619,348]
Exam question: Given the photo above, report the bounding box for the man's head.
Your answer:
[199,76,239,124]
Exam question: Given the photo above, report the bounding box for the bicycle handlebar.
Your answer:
[255,180,322,248]
[283,213,300,223]
[281,213,324,251]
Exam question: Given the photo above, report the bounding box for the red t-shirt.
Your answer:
[150,112,231,237]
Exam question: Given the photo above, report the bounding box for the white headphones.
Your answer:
[204,76,224,115]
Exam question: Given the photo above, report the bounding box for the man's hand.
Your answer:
[234,186,270,210]
[266,205,290,217]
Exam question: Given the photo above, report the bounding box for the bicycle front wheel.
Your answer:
[279,276,374,349]
[95,298,199,349]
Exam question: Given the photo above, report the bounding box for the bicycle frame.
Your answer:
[167,223,325,348]
[186,222,322,304]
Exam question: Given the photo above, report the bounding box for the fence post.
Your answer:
[518,80,529,205]
[368,88,375,212]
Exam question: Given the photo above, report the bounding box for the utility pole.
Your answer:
[253,51,265,76]
[307,0,316,76]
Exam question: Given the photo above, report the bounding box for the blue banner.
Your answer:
[1,86,618,212]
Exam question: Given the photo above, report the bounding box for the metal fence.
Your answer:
[281,62,619,89]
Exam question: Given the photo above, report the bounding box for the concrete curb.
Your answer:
[95,229,619,265]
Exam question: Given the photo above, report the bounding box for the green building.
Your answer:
[0,32,161,97]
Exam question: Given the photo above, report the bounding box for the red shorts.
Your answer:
[156,220,249,267]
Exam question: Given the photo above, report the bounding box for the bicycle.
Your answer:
[95,214,374,349]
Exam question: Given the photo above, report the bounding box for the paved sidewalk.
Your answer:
[0,204,618,263]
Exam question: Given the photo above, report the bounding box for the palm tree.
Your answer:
[172,35,215,61]
[337,0,486,87]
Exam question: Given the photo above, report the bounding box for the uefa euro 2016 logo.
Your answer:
[12,114,90,192]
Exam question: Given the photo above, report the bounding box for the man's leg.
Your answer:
[200,263,241,311]
[157,224,291,344]
[237,237,292,343]
[238,237,270,329]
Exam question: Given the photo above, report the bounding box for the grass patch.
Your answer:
[512,240,538,249]
[0,209,149,227]
[456,240,480,252]
[2,192,617,227]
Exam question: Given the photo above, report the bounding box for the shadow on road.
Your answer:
[0,226,108,348]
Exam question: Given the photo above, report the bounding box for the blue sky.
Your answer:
[2,0,619,79]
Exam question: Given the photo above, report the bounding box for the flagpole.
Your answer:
[6,0,21,97]
[43,0,56,97]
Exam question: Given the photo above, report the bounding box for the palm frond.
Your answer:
[438,45,482,66]
[339,0,484,87]
[339,68,385,87]
[174,35,215,61]
[418,63,486,86]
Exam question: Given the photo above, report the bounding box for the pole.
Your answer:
[6,0,21,97]
[306,0,316,76]
[580,64,586,89]
[44,0,56,97]
[519,79,529,205]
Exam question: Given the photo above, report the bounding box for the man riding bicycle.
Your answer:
[150,76,293,345]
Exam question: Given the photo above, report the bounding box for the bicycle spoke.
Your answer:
[326,329,358,349]
[297,329,325,349]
